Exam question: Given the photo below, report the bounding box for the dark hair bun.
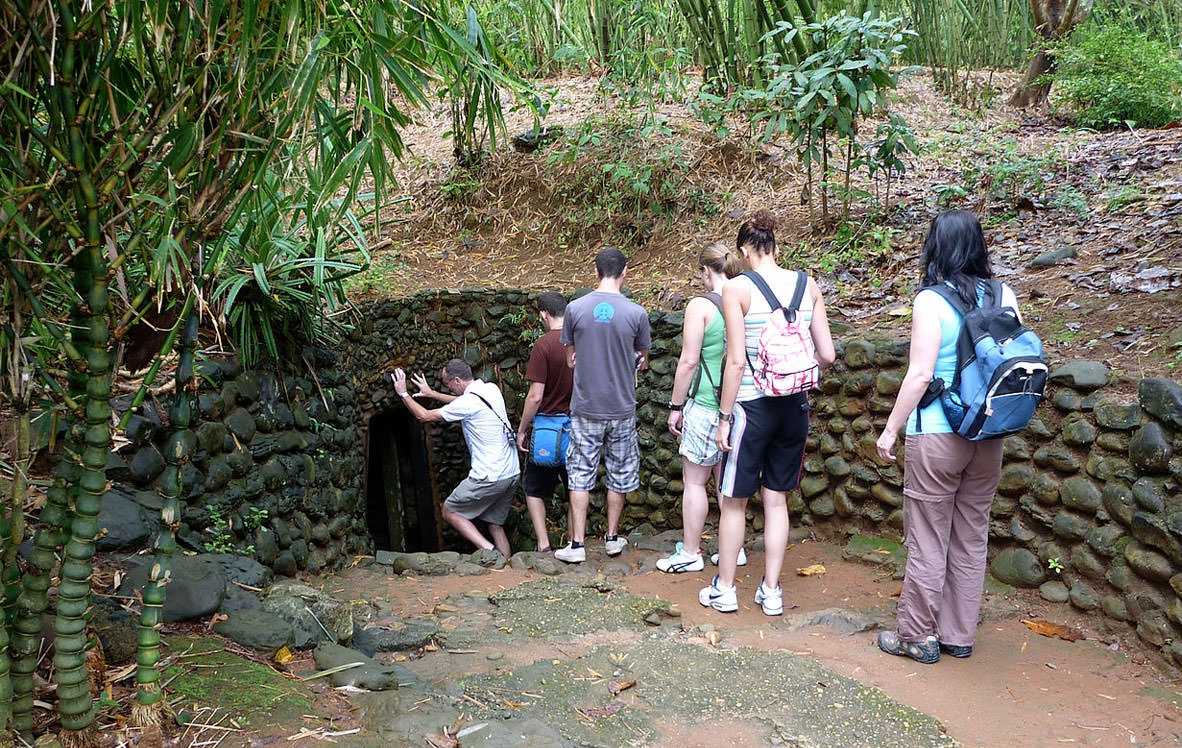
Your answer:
[750,209,778,233]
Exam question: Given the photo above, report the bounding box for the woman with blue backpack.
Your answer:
[875,209,1044,664]
[701,209,836,615]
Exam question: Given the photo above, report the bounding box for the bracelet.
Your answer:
[718,411,734,423]
[667,401,683,411]
[400,392,411,399]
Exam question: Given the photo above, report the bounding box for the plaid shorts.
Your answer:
[566,414,641,494]
[678,400,723,467]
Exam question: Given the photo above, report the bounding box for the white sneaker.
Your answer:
[554,543,586,563]
[656,542,705,573]
[754,580,783,616]
[604,535,628,556]
[710,547,748,567]
[698,575,738,613]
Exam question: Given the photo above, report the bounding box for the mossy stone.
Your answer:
[997,464,1036,496]
[990,547,1045,588]
[1049,360,1110,391]
[1068,581,1100,611]
[1034,446,1081,474]
[1123,538,1175,583]
[1129,422,1173,474]
[1093,399,1142,430]
[1138,377,1182,427]
[1060,414,1097,447]
[1052,510,1091,541]
[1059,475,1102,513]
[1102,482,1136,527]
[843,340,877,369]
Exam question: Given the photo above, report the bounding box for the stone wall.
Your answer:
[350,289,1182,665]
[105,350,370,575]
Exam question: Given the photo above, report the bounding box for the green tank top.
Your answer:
[690,307,725,410]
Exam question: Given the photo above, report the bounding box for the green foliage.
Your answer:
[961,137,1057,211]
[597,0,690,106]
[1052,24,1182,130]
[547,114,697,227]
[499,307,543,343]
[204,505,268,555]
[820,219,899,283]
[740,12,917,221]
[906,0,1033,106]
[208,168,370,367]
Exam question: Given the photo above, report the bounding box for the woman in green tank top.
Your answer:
[657,243,746,574]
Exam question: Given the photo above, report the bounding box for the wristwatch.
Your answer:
[718,411,734,423]
[667,401,683,411]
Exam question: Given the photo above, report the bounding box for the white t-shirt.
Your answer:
[439,380,520,481]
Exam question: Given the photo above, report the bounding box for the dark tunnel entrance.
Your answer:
[365,410,439,552]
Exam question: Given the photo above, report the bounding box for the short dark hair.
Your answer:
[443,359,473,381]
[595,247,627,279]
[920,210,992,307]
[538,290,567,317]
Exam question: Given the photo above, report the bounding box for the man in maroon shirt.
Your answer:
[515,291,574,552]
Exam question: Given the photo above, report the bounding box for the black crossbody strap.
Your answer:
[472,391,513,436]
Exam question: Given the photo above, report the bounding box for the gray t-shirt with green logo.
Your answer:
[561,291,651,420]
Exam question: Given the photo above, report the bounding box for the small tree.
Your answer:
[743,12,916,223]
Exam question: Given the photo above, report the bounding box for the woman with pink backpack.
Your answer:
[701,210,836,615]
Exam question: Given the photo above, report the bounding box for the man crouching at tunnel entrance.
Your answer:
[392,359,520,557]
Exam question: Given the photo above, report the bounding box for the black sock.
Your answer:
[571,541,584,548]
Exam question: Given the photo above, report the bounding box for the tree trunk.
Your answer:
[1009,49,1054,108]
[1009,0,1091,108]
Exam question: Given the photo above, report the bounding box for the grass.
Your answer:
[344,249,409,297]
[163,636,314,725]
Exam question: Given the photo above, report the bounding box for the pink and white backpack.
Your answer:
[743,270,819,396]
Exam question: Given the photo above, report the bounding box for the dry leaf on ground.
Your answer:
[797,564,827,576]
[1022,619,1084,641]
[608,679,635,695]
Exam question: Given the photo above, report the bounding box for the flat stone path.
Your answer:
[301,532,1182,747]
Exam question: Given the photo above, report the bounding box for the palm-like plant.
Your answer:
[0,1,510,743]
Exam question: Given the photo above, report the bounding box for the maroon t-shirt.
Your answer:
[526,329,573,415]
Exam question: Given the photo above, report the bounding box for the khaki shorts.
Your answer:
[444,475,518,525]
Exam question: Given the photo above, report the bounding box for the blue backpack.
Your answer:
[919,280,1048,440]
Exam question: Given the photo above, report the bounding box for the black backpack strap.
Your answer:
[985,279,1004,308]
[688,293,724,400]
[786,271,808,313]
[925,282,972,318]
[702,291,723,313]
[742,270,783,311]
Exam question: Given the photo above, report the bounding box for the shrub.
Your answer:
[1052,25,1182,130]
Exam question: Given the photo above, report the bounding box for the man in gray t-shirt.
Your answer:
[554,248,651,563]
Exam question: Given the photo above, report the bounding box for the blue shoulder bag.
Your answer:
[529,413,571,467]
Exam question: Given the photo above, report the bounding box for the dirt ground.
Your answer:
[303,539,1182,748]
[364,70,1182,383]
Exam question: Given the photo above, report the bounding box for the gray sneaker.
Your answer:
[877,631,940,664]
[604,535,628,556]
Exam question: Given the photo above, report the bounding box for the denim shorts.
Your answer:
[678,400,723,467]
[566,414,640,494]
